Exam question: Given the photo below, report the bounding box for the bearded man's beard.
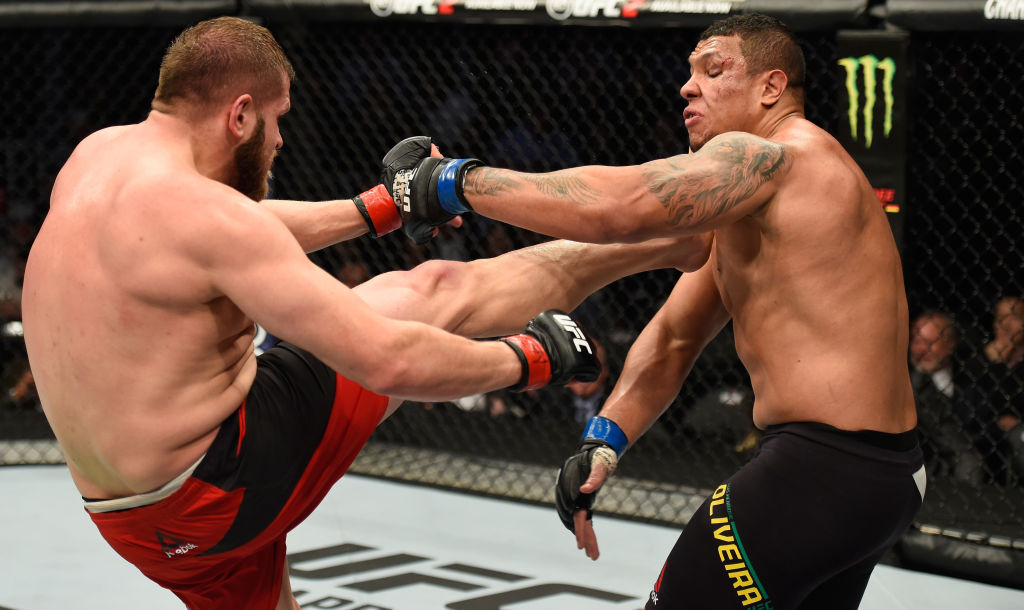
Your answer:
[233,116,274,201]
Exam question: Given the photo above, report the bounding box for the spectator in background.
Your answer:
[567,339,610,426]
[6,369,36,408]
[0,226,30,321]
[965,296,1024,484]
[1,321,36,413]
[0,221,33,410]
[479,389,532,420]
[0,253,24,321]
[469,339,611,424]
[908,310,985,484]
[984,297,1024,430]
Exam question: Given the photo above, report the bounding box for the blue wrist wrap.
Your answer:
[436,158,474,215]
[581,416,628,457]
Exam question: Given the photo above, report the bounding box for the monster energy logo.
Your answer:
[837,55,896,149]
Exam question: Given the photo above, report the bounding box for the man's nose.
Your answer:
[680,76,698,100]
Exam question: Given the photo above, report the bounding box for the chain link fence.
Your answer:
[1,13,1022,585]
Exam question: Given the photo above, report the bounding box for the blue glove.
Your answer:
[554,416,629,532]
[380,136,483,244]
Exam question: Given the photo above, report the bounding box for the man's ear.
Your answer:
[760,70,788,107]
[227,93,254,140]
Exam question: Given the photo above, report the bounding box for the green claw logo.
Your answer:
[838,55,896,149]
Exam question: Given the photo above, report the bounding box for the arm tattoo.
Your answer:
[643,134,789,227]
[464,167,520,197]
[464,167,601,205]
[520,172,601,205]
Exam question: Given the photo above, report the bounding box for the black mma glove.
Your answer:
[352,184,401,237]
[380,135,483,245]
[499,310,601,392]
[555,416,629,533]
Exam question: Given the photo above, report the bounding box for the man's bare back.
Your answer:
[24,123,260,499]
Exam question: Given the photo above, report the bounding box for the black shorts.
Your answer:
[646,422,925,610]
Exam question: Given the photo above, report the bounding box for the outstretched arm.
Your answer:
[261,184,401,252]
[259,197,371,252]
[462,132,790,243]
[265,141,456,252]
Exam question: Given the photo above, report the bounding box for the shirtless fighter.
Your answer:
[20,17,711,610]
[383,13,925,609]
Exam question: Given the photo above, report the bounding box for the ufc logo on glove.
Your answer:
[393,169,415,213]
[554,313,592,354]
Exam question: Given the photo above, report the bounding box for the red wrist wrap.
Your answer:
[358,184,401,237]
[500,334,552,391]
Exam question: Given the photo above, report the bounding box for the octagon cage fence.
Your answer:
[0,0,1022,590]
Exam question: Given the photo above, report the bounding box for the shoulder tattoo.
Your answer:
[642,134,789,227]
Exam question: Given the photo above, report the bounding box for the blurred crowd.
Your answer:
[908,299,1024,486]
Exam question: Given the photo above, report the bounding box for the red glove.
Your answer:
[353,184,401,237]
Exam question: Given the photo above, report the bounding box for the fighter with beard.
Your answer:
[21,16,714,610]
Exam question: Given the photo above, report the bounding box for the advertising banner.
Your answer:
[886,0,1024,31]
[243,0,871,29]
[3,0,1023,30]
[836,30,909,249]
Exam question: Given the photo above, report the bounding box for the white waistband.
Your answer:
[83,455,205,514]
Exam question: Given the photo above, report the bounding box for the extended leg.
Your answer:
[353,235,711,337]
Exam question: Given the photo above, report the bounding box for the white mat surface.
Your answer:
[2,465,1023,609]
